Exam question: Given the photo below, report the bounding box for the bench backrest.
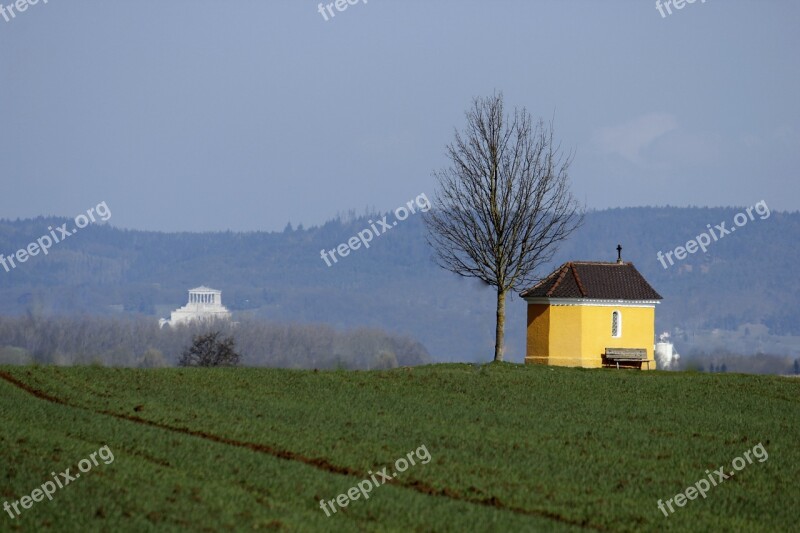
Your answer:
[604,348,647,359]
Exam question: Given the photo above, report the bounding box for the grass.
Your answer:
[0,363,797,531]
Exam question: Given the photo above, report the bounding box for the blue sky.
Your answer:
[1,1,798,232]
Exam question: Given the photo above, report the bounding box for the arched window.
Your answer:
[611,310,622,338]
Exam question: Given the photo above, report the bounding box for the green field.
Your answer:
[0,363,797,532]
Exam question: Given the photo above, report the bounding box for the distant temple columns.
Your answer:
[188,289,219,305]
[159,286,231,328]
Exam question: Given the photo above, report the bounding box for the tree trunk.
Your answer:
[494,288,506,362]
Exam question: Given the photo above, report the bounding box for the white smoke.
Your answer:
[655,332,680,370]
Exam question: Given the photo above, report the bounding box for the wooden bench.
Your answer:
[603,348,650,370]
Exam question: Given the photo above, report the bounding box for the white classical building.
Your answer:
[159,286,232,328]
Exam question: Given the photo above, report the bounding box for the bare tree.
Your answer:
[425,93,583,362]
[179,331,241,367]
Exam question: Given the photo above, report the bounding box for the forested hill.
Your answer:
[1,206,798,362]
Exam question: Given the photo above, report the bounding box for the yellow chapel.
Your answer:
[520,248,662,369]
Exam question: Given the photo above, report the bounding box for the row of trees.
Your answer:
[680,350,800,375]
[0,315,431,369]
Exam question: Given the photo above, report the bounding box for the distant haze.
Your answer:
[1,1,798,232]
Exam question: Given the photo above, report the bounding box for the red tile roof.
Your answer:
[520,262,662,300]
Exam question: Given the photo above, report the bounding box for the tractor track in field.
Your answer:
[0,370,602,530]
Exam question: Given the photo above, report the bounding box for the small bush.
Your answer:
[179,332,240,367]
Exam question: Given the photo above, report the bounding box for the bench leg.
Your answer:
[616,362,619,370]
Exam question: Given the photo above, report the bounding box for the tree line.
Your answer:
[0,315,431,370]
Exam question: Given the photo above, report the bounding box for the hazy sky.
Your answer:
[1,1,798,232]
